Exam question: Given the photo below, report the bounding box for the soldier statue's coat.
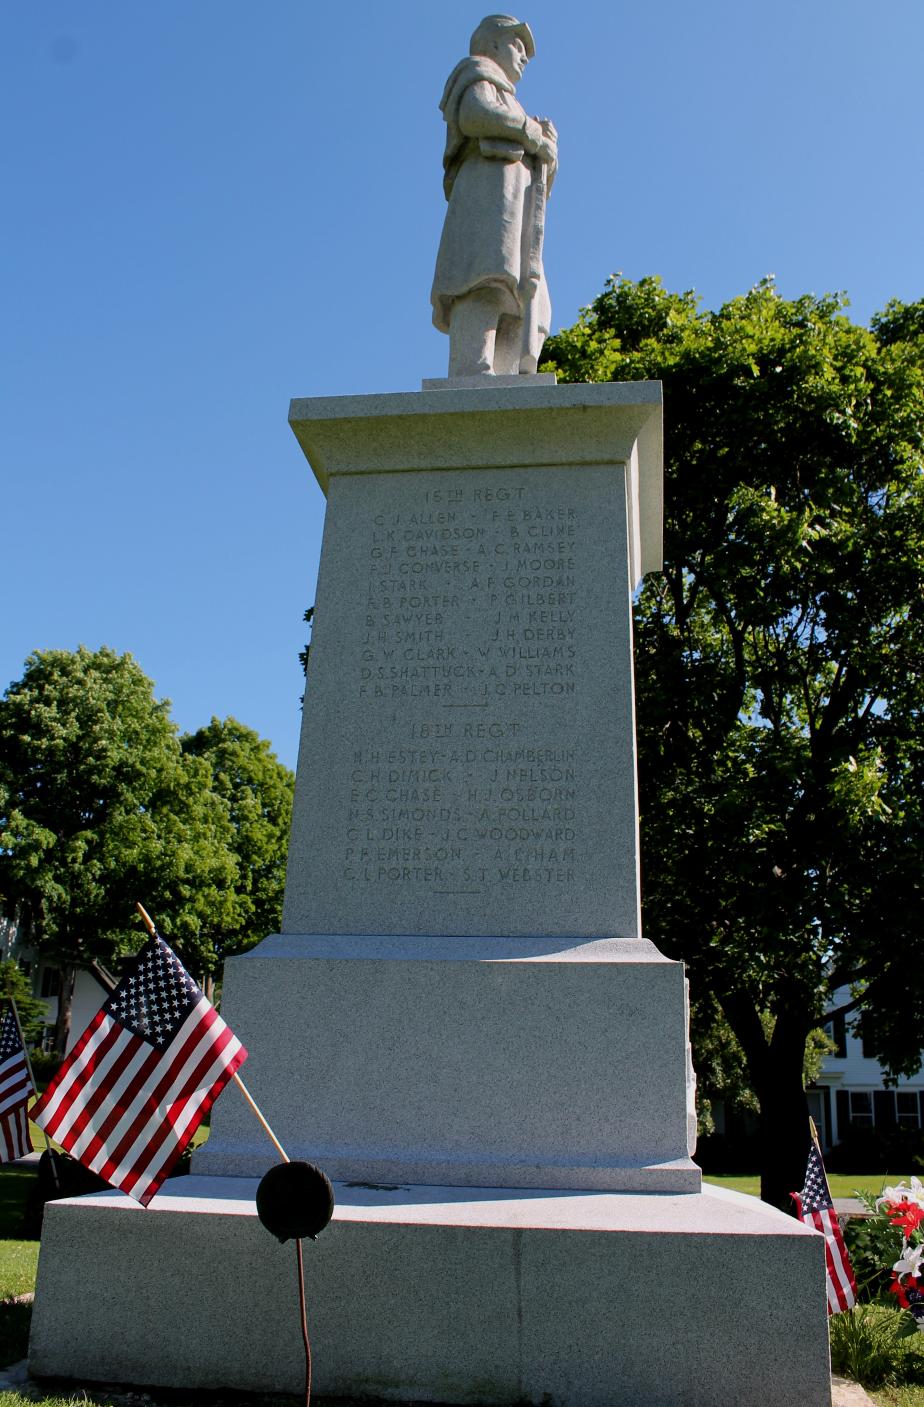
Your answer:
[430,55,552,342]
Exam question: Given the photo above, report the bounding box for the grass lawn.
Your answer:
[0,1165,39,1373]
[0,1394,311,1407]
[0,1394,105,1407]
[0,1394,307,1407]
[0,1390,313,1401]
[704,1172,911,1201]
[0,1168,39,1303]
[0,1241,37,1302]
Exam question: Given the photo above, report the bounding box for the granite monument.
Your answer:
[30,17,833,1405]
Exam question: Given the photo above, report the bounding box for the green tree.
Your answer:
[181,717,294,974]
[693,993,835,1140]
[0,647,237,1051]
[541,277,924,1208]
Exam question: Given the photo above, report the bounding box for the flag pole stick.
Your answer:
[135,902,159,939]
[232,1071,290,1163]
[134,902,290,1164]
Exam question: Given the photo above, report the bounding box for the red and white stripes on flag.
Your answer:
[812,1204,858,1315]
[31,934,246,1206]
[0,1002,34,1163]
[792,1140,857,1314]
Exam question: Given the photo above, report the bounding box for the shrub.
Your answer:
[27,1049,61,1086]
[829,1305,922,1387]
[692,1130,760,1174]
[826,1127,924,1174]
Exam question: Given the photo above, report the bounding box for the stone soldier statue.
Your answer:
[430,14,558,378]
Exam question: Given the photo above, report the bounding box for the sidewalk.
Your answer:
[834,1197,871,1217]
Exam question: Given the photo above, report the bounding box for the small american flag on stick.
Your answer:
[0,1001,35,1163]
[792,1131,857,1314]
[31,925,246,1206]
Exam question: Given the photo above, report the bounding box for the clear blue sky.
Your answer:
[4,1,922,771]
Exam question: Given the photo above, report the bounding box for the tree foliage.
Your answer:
[0,647,291,1049]
[541,276,924,1206]
[181,717,294,965]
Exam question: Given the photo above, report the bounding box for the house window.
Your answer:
[848,1092,873,1127]
[40,967,61,999]
[897,1092,921,1129]
[824,1012,847,1059]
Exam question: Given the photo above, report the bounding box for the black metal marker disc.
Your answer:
[256,1160,335,1243]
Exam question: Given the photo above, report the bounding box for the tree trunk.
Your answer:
[719,990,813,1211]
[754,1032,812,1211]
[53,963,78,1056]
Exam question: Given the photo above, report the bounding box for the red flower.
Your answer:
[890,1274,911,1309]
[887,1201,924,1235]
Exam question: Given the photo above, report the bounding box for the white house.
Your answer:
[810,987,924,1150]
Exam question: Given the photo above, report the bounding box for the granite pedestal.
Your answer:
[30,382,831,1404]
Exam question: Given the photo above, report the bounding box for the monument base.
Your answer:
[30,1176,831,1406]
[421,371,557,389]
[194,935,699,1194]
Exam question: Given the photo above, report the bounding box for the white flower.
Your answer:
[878,1176,924,1212]
[893,1242,924,1279]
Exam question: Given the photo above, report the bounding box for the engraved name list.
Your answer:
[327,466,619,911]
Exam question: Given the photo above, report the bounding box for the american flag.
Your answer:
[31,934,246,1206]
[792,1138,857,1314]
[0,1001,34,1163]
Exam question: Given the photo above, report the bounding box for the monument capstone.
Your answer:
[30,16,833,1405]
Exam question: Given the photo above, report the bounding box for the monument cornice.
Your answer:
[289,379,664,578]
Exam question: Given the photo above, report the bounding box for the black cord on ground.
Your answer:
[296,1236,312,1407]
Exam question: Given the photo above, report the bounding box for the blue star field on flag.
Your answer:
[105,937,200,1050]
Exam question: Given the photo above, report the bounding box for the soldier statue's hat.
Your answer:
[469,14,536,61]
